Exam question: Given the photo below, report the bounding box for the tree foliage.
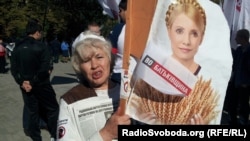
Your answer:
[0,0,116,42]
[1,0,220,42]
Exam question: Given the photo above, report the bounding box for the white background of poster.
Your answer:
[133,0,232,124]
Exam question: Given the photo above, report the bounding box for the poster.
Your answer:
[124,0,232,124]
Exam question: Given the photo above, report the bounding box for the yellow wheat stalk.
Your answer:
[129,76,220,124]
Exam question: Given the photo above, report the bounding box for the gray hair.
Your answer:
[71,31,114,77]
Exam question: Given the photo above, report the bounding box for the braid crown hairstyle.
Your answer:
[165,0,206,35]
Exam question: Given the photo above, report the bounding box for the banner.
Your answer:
[97,0,121,19]
[124,0,232,124]
[119,0,157,114]
[222,0,250,49]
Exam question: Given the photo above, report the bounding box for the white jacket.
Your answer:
[57,84,120,141]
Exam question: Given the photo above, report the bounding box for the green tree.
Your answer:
[0,0,114,42]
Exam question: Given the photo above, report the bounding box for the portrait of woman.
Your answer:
[166,0,205,76]
[125,0,232,125]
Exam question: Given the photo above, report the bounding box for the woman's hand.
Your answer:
[190,114,204,125]
[136,112,162,124]
[100,107,131,141]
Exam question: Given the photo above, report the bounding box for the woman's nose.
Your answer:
[90,59,98,69]
[183,34,191,46]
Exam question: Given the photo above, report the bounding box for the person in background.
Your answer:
[49,36,61,63]
[0,37,7,73]
[108,0,127,84]
[61,37,70,63]
[228,29,250,125]
[13,19,53,138]
[5,42,15,60]
[87,21,102,36]
[72,21,102,53]
[57,31,131,141]
[10,20,59,141]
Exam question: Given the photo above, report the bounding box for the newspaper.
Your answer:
[70,96,114,140]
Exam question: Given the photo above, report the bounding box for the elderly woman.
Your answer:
[57,31,131,141]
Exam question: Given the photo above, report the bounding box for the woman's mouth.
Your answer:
[180,48,191,53]
[92,71,102,79]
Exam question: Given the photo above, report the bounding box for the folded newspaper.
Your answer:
[69,96,114,139]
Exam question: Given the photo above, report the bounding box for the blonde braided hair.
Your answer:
[166,0,206,34]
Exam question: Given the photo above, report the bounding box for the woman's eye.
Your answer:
[97,56,104,59]
[82,60,88,63]
[192,31,198,37]
[82,58,90,63]
[176,28,183,34]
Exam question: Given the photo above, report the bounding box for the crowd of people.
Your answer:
[0,0,249,140]
[222,29,250,125]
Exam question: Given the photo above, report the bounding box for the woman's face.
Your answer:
[168,13,203,62]
[119,8,126,23]
[80,48,110,89]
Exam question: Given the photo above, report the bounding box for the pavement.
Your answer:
[0,58,78,141]
[0,58,248,141]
